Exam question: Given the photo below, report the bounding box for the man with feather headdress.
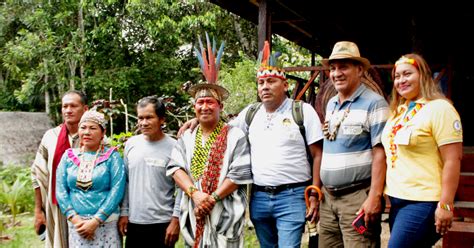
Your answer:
[230,41,324,247]
[166,34,252,248]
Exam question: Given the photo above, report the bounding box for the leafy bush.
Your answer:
[220,54,258,116]
[109,131,134,156]
[0,167,34,223]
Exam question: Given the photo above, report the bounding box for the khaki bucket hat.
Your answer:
[322,41,371,70]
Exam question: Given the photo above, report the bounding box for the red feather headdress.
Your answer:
[188,33,229,102]
[257,41,286,80]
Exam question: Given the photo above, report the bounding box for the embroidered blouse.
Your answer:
[56,147,126,222]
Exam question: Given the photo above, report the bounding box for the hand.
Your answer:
[435,207,453,235]
[165,217,180,246]
[305,196,320,223]
[177,118,198,138]
[34,210,46,235]
[357,194,383,227]
[70,215,84,226]
[118,216,129,236]
[76,218,100,240]
[192,191,215,217]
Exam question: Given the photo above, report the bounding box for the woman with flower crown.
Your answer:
[381,54,463,247]
[56,109,126,247]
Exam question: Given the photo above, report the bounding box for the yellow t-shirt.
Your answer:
[382,98,463,201]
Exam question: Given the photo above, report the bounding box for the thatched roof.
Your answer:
[0,112,52,166]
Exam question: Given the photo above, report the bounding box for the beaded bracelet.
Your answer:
[93,216,103,224]
[187,185,198,197]
[437,202,454,212]
[211,192,221,202]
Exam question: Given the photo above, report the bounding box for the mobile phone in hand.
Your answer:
[352,212,367,234]
[38,224,46,241]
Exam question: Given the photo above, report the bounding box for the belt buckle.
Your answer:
[325,186,341,196]
[264,186,278,194]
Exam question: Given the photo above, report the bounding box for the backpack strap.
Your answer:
[292,100,313,167]
[245,102,262,128]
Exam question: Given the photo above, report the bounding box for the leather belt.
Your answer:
[253,180,311,194]
[324,179,371,197]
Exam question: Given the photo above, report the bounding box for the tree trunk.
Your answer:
[78,0,85,86]
[44,74,50,114]
[68,59,76,90]
[232,15,251,55]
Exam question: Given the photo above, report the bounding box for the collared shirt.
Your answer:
[382,98,463,201]
[321,84,389,187]
[231,97,323,186]
[121,134,180,224]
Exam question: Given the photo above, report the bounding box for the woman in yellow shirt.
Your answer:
[381,54,463,247]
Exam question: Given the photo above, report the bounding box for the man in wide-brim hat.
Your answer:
[318,41,389,247]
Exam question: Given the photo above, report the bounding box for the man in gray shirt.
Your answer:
[119,96,181,247]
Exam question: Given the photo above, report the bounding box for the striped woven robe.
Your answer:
[31,126,79,248]
[166,125,252,248]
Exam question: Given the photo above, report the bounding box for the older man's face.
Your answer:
[194,97,222,126]
[329,60,364,97]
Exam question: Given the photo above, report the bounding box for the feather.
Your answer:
[198,35,209,83]
[205,33,216,84]
[261,41,270,66]
[216,41,225,69]
[198,35,204,55]
[212,37,217,55]
[195,33,225,84]
[257,50,263,66]
[194,47,205,72]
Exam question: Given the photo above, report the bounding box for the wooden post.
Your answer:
[258,0,271,52]
[120,99,129,133]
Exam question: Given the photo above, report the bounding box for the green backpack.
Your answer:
[244,100,313,165]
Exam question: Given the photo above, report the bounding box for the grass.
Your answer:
[0,213,313,247]
[0,213,264,248]
[0,213,43,248]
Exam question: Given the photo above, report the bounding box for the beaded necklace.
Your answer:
[388,102,424,168]
[76,145,102,191]
[191,121,223,180]
[322,102,353,141]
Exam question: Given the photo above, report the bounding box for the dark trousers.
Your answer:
[388,196,441,248]
[125,222,173,248]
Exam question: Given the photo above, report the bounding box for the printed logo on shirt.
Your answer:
[144,158,166,167]
[453,120,462,135]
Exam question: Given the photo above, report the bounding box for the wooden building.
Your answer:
[210,1,474,247]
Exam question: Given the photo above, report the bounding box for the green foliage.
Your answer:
[0,167,34,224]
[109,131,134,156]
[0,214,43,247]
[220,54,258,115]
[0,0,258,133]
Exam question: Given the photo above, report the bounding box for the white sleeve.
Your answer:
[302,102,324,145]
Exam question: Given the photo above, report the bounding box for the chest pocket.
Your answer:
[144,158,166,168]
[341,123,365,147]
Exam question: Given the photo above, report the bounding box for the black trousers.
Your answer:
[125,222,173,248]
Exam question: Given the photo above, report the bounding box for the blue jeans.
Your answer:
[388,196,441,248]
[250,186,306,248]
